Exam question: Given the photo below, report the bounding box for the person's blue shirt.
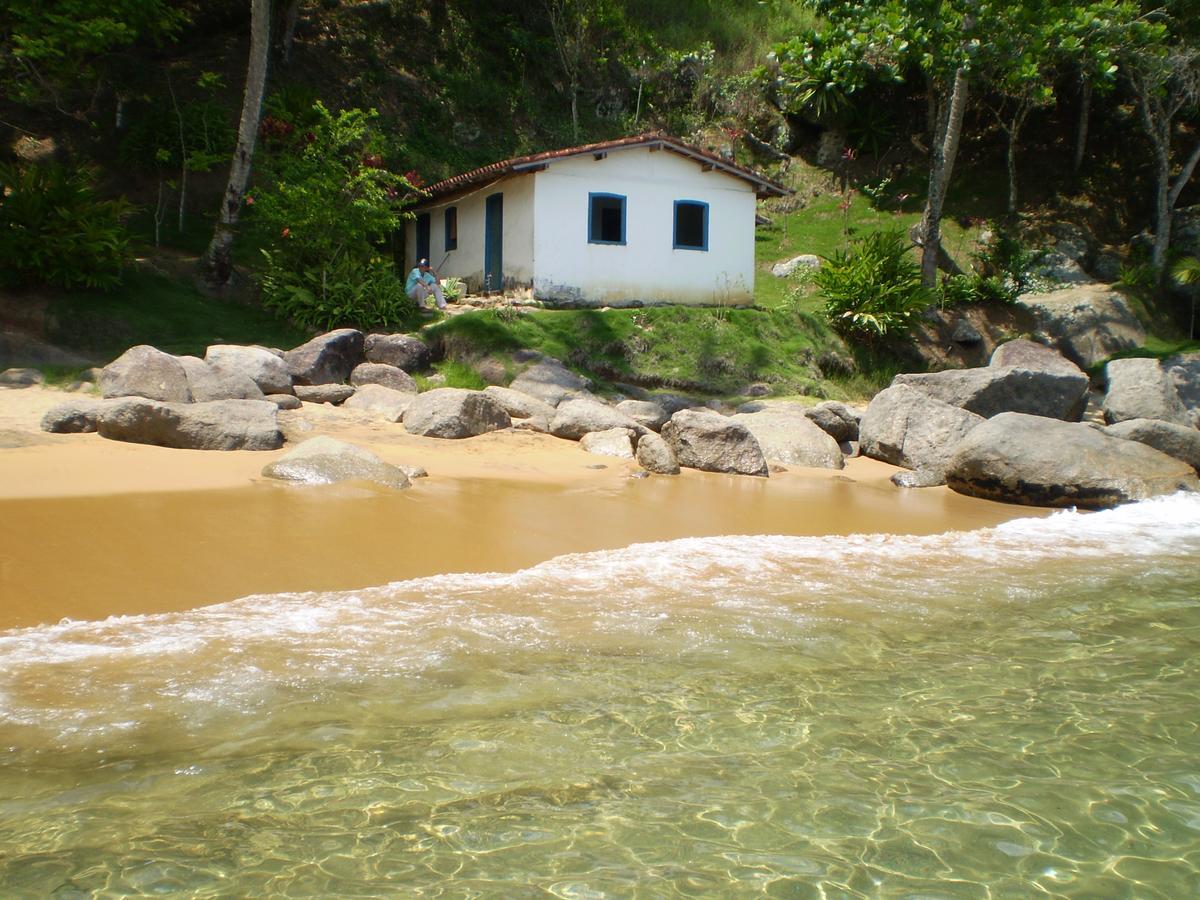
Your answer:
[406,266,436,293]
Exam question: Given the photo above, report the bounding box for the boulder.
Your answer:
[205,345,294,395]
[266,393,302,410]
[893,365,1090,421]
[636,432,681,474]
[0,367,44,387]
[41,398,109,433]
[1018,285,1146,369]
[615,399,670,432]
[99,345,192,402]
[512,413,551,434]
[403,388,512,438]
[261,436,410,490]
[730,408,843,469]
[96,398,283,450]
[283,328,364,385]
[1030,250,1095,286]
[294,384,355,405]
[803,401,861,443]
[351,362,418,394]
[580,427,636,459]
[508,359,591,406]
[989,339,1085,377]
[1166,351,1200,414]
[342,383,413,422]
[946,412,1198,509]
[1103,357,1192,427]
[363,333,430,372]
[1105,418,1200,472]
[770,254,821,278]
[891,469,945,489]
[483,385,557,421]
[179,356,265,402]
[549,398,646,441]
[859,384,985,477]
[651,394,703,416]
[660,409,769,477]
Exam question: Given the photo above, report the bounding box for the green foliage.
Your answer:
[260,253,418,332]
[432,360,488,391]
[937,273,1015,307]
[441,276,465,302]
[813,230,931,338]
[0,162,131,290]
[973,224,1044,294]
[119,95,234,174]
[1170,255,1200,286]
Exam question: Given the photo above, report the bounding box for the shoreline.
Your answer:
[1,386,1042,629]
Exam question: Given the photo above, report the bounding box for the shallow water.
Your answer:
[2,494,1200,896]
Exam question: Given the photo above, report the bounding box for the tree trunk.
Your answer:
[1152,149,1172,275]
[570,83,579,142]
[1073,78,1091,175]
[1005,103,1030,217]
[178,165,188,233]
[920,67,969,289]
[201,0,272,288]
[278,0,300,64]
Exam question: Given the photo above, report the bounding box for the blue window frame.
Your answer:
[588,192,626,245]
[444,206,457,251]
[673,200,709,251]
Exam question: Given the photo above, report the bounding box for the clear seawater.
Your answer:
[2,494,1200,897]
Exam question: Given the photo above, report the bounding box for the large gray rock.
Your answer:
[1030,250,1095,286]
[179,356,265,402]
[549,398,646,441]
[946,412,1198,509]
[580,427,636,459]
[1166,351,1200,415]
[894,365,1090,421]
[99,345,192,402]
[351,362,418,394]
[294,383,356,405]
[803,401,861,443]
[283,329,364,385]
[989,339,1085,377]
[636,432,680,474]
[363,333,430,372]
[483,386,557,421]
[770,254,821,278]
[96,398,283,450]
[660,409,768,477]
[509,359,591,406]
[1103,357,1192,427]
[41,398,109,433]
[730,408,844,469]
[266,393,302,410]
[1018,285,1146,369]
[403,388,511,438]
[615,399,670,432]
[0,367,44,387]
[1105,418,1200,472]
[342,384,413,422]
[205,345,294,395]
[261,436,410,490]
[859,384,985,477]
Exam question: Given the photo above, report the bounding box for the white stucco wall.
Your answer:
[530,147,757,306]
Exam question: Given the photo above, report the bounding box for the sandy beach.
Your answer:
[0,385,1040,629]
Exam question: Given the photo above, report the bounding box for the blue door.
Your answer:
[415,213,431,263]
[484,193,503,293]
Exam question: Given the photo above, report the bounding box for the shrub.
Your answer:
[813,229,931,338]
[937,273,1016,307]
[974,224,1044,294]
[0,163,131,290]
[260,252,417,331]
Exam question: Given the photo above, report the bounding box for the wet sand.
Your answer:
[0,386,1039,629]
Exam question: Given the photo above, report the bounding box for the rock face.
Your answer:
[859,384,984,477]
[635,432,680,474]
[342,384,414,422]
[363,333,430,372]
[41,398,108,433]
[615,400,670,432]
[351,362,418,394]
[294,384,356,405]
[283,329,364,385]
[580,427,636,459]
[483,386,557,421]
[945,412,1198,509]
[261,436,410,490]
[179,356,265,402]
[100,345,192,402]
[403,388,512,438]
[1166,352,1200,413]
[1018,285,1146,369]
[1105,418,1200,472]
[205,345,294,395]
[549,398,645,441]
[893,365,1090,421]
[96,398,283,450]
[660,409,769,477]
[730,409,843,469]
[1103,357,1193,427]
[509,359,591,406]
[803,401,861,443]
[989,339,1085,376]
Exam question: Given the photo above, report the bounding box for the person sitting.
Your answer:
[405,258,447,310]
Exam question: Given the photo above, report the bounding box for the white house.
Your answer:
[403,133,790,307]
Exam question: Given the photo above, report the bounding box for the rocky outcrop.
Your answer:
[283,329,364,386]
[350,362,418,394]
[342,384,413,422]
[946,412,1198,509]
[730,408,843,469]
[580,427,636,459]
[179,356,265,402]
[615,399,670,432]
[509,359,591,406]
[859,384,984,478]
[205,345,294,395]
[1018,285,1146,369]
[403,388,512,438]
[99,345,192,402]
[294,384,355,405]
[660,409,768,477]
[261,436,410,490]
[41,398,109,433]
[1103,357,1193,427]
[894,365,1090,421]
[363,333,430,372]
[483,386,557,422]
[803,401,861,443]
[635,432,680,474]
[96,398,283,450]
[549,398,646,441]
[1105,418,1200,472]
[989,339,1085,376]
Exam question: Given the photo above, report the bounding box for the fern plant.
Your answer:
[813,229,931,338]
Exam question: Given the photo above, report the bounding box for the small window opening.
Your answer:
[444,207,457,251]
[588,193,626,245]
[674,201,708,251]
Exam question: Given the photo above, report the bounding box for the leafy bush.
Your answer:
[441,276,465,302]
[937,273,1017,307]
[974,224,1045,294]
[260,252,417,331]
[813,230,931,338]
[0,163,131,290]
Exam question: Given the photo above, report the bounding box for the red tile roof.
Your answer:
[419,132,792,202]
